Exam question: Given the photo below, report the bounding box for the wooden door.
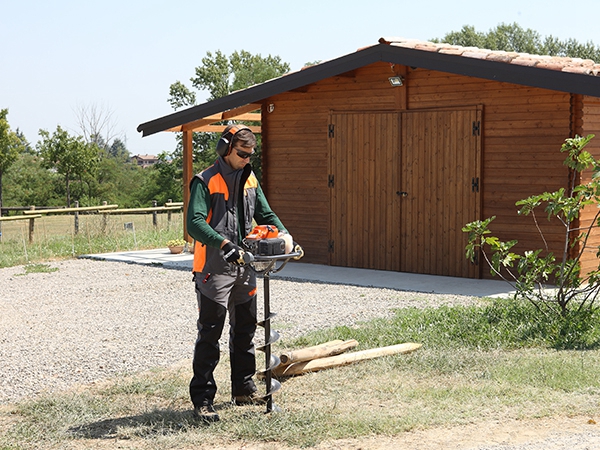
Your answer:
[329,112,401,271]
[329,108,481,277]
[400,108,481,278]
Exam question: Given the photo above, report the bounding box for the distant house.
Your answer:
[131,154,158,168]
[137,37,600,279]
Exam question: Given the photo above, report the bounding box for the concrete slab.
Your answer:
[81,249,517,298]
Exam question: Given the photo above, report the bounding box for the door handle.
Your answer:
[397,191,408,197]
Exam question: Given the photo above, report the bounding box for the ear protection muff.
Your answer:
[215,125,249,157]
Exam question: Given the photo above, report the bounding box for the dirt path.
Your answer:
[313,416,600,449]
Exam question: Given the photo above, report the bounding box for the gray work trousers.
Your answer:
[189,268,258,407]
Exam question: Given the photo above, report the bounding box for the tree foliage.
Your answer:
[167,50,290,176]
[0,109,26,215]
[36,126,99,207]
[433,23,600,61]
[136,152,182,206]
[463,135,600,325]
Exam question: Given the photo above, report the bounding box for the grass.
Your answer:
[1,217,599,448]
[0,212,184,268]
[2,299,600,449]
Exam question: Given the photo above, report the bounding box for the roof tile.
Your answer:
[379,37,600,77]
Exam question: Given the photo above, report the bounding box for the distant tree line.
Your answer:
[0,110,183,210]
[432,22,600,61]
[3,24,598,212]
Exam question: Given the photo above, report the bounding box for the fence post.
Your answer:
[167,198,172,230]
[74,200,79,235]
[152,200,158,228]
[102,201,108,234]
[28,205,35,243]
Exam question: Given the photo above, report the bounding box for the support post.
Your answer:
[167,198,172,230]
[28,206,35,243]
[152,200,158,228]
[101,201,108,233]
[183,130,193,242]
[74,200,79,235]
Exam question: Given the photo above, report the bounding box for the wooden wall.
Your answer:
[579,96,600,275]
[261,62,575,278]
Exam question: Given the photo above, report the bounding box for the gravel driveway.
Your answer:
[2,258,599,449]
[0,258,478,404]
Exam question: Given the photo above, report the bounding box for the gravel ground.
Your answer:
[0,258,479,404]
[2,258,599,449]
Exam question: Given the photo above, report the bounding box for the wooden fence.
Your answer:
[0,200,183,243]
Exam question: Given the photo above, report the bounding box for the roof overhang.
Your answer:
[138,42,600,137]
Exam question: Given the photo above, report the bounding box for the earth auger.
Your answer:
[245,251,301,413]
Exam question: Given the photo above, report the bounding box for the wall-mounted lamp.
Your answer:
[388,76,404,86]
[268,103,275,113]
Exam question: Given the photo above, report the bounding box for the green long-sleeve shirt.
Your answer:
[187,176,287,248]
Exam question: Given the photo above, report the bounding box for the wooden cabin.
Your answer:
[137,37,600,279]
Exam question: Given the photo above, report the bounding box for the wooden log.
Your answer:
[272,343,422,377]
[0,214,42,222]
[279,339,358,366]
[23,204,118,214]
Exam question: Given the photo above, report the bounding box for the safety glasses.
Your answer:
[235,148,254,159]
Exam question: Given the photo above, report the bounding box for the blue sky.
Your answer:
[2,0,599,155]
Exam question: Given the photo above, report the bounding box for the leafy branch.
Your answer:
[463,134,600,317]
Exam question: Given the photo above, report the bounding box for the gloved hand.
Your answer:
[293,242,304,260]
[222,241,246,266]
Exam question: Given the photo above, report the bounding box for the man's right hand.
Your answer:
[222,241,245,265]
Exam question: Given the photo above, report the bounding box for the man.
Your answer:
[186,124,296,422]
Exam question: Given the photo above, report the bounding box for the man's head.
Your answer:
[218,124,256,170]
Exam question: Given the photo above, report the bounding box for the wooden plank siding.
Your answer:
[578,96,600,276]
[261,62,576,278]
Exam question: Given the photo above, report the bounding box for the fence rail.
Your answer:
[0,215,42,243]
[0,200,183,243]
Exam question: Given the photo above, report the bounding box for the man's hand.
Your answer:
[222,241,246,266]
[293,242,304,260]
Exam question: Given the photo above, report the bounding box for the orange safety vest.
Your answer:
[192,160,258,273]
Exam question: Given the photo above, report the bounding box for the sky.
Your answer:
[2,0,600,156]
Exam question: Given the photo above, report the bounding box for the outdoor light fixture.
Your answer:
[388,76,404,86]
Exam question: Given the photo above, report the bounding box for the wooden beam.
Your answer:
[192,124,261,133]
[180,104,262,132]
[222,103,262,118]
[183,130,193,242]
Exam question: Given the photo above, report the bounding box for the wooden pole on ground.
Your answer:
[279,339,358,366]
[272,343,422,377]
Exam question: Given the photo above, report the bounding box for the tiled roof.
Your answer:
[139,38,600,137]
[379,37,600,77]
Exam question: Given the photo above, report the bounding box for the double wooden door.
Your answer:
[329,108,481,278]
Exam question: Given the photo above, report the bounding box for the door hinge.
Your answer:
[328,240,335,253]
[472,121,481,136]
[328,174,335,188]
[472,177,480,193]
[328,124,335,138]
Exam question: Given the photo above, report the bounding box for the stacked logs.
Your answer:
[270,339,422,377]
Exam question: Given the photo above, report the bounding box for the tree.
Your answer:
[433,23,600,61]
[108,137,130,161]
[168,50,290,173]
[3,153,62,207]
[37,126,98,207]
[463,135,600,325]
[0,109,26,220]
[74,103,123,152]
[136,152,182,206]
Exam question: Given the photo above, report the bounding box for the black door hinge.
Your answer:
[328,240,335,253]
[328,124,335,138]
[472,177,479,193]
[328,174,335,188]
[472,121,481,136]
